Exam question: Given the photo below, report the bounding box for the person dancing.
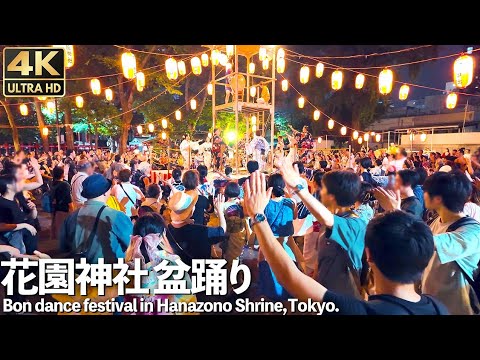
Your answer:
[248,130,270,172]
[212,128,226,172]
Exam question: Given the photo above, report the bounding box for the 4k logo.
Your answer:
[3,47,65,97]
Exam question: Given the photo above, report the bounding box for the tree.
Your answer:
[0,99,20,151]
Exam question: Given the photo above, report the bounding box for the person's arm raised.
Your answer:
[23,157,44,191]
[276,156,334,227]
[243,171,326,302]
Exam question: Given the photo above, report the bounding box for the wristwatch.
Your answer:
[291,183,306,194]
[251,213,266,227]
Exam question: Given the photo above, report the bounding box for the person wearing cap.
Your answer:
[167,190,227,267]
[60,174,133,264]
[70,158,95,209]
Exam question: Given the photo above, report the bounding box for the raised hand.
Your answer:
[373,187,401,212]
[275,155,302,189]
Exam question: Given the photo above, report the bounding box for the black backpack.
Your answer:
[447,216,480,314]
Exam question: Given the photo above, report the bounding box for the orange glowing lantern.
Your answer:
[121,51,136,79]
[399,84,410,100]
[453,54,474,89]
[105,88,113,101]
[175,110,181,120]
[378,68,393,95]
[177,61,186,76]
[75,96,84,108]
[446,93,458,109]
[136,72,145,92]
[19,104,28,116]
[331,70,343,90]
[353,131,359,140]
[300,66,310,84]
[281,79,288,91]
[341,126,347,135]
[316,62,324,78]
[201,53,209,67]
[313,110,320,121]
[90,78,101,95]
[298,97,305,108]
[328,119,334,129]
[355,74,365,89]
[191,57,202,75]
[165,58,178,80]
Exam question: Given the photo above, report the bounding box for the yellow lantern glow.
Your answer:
[250,86,256,97]
[298,96,305,108]
[248,62,255,74]
[90,78,101,95]
[317,137,322,144]
[277,58,285,73]
[136,72,145,92]
[121,52,136,79]
[165,58,178,80]
[251,115,257,125]
[353,130,359,140]
[177,61,186,76]
[328,119,334,130]
[375,133,381,142]
[262,59,269,70]
[363,133,370,141]
[446,93,458,109]
[277,48,285,60]
[358,137,363,144]
[161,131,167,140]
[175,110,181,121]
[281,79,288,92]
[341,126,347,135]
[409,132,415,141]
[259,47,266,61]
[378,68,394,95]
[252,124,257,132]
[331,70,343,90]
[316,62,324,78]
[207,83,213,95]
[137,125,143,134]
[300,66,310,84]
[219,53,228,66]
[42,127,49,136]
[19,104,28,116]
[420,133,427,142]
[313,110,320,121]
[453,54,474,89]
[201,53,209,67]
[37,97,47,101]
[190,99,197,110]
[46,101,55,114]
[75,95,84,108]
[226,45,234,57]
[355,74,365,89]
[105,88,113,101]
[211,50,220,66]
[161,118,168,129]
[148,123,154,133]
[399,84,409,100]
[191,57,202,75]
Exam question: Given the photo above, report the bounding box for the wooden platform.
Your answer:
[214,101,272,114]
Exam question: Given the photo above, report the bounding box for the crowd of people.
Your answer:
[0,138,479,315]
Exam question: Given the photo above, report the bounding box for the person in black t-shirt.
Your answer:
[182,169,211,225]
[243,169,448,315]
[50,166,73,242]
[63,149,77,183]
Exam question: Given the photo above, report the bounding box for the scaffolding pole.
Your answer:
[234,46,239,174]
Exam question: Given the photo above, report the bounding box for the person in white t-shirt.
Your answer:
[71,159,94,209]
[390,148,407,172]
[112,168,145,217]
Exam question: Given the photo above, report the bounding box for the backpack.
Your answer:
[315,211,363,299]
[447,216,480,314]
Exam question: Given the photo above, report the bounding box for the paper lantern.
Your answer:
[316,62,324,78]
[363,133,370,141]
[46,101,55,114]
[277,48,285,61]
[190,99,197,110]
[328,119,334,129]
[19,104,28,116]
[331,70,343,90]
[226,45,234,57]
[281,79,288,91]
[105,88,113,101]
[313,110,320,121]
[262,59,269,70]
[136,71,145,91]
[175,110,181,121]
[378,68,393,95]
[355,74,365,89]
[219,53,228,66]
[277,58,285,73]
[161,118,168,129]
[317,137,322,144]
[161,131,167,140]
[250,86,256,97]
[341,126,347,135]
[358,137,363,144]
[446,93,457,109]
[211,50,220,66]
[191,57,202,75]
[75,95,84,108]
[251,115,257,125]
[375,133,381,142]
[165,58,178,80]
[42,127,49,136]
[251,125,257,132]
[453,54,474,89]
[248,62,255,74]
[177,60,186,76]
[201,53,209,67]
[148,123,154,132]
[90,78,101,95]
[353,130,359,140]
[137,125,143,134]
[259,47,266,61]
[207,83,213,95]
[55,45,75,68]
[37,97,47,101]
[399,84,409,100]
[121,52,136,79]
[300,66,310,84]
[261,86,270,103]
[298,96,305,108]
[420,133,427,142]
